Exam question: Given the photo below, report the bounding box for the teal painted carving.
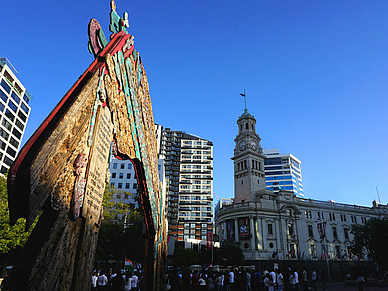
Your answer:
[109,0,130,34]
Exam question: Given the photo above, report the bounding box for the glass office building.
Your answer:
[263,149,304,197]
[0,58,32,174]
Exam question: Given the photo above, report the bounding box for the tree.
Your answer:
[218,241,245,266]
[95,185,146,267]
[0,175,36,277]
[351,218,388,271]
[173,246,198,267]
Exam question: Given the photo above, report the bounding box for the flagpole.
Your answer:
[244,89,246,110]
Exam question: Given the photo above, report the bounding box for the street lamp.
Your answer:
[316,214,331,284]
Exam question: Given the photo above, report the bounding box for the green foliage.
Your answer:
[96,185,145,263]
[351,218,388,271]
[173,246,198,267]
[0,175,36,276]
[218,241,244,266]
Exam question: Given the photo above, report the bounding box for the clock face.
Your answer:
[251,141,257,150]
[239,141,246,151]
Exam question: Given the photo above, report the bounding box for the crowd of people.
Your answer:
[166,266,327,291]
[91,269,143,290]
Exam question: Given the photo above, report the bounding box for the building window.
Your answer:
[268,223,273,235]
[133,183,137,189]
[17,110,26,122]
[113,163,117,169]
[118,183,122,189]
[8,100,17,112]
[12,128,21,139]
[308,225,313,237]
[344,228,349,240]
[333,227,337,239]
[11,92,20,104]
[335,246,341,258]
[310,244,316,259]
[125,183,130,189]
[110,182,115,187]
[5,109,15,122]
[120,163,125,169]
[128,163,132,169]
[112,173,116,178]
[288,223,294,236]
[119,173,124,179]
[127,173,131,179]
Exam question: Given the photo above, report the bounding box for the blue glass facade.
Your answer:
[263,150,304,197]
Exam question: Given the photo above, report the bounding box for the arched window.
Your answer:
[246,123,248,129]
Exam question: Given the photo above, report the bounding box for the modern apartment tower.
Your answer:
[263,148,304,197]
[160,128,213,242]
[0,58,32,174]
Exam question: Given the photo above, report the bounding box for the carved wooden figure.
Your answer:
[7,8,166,290]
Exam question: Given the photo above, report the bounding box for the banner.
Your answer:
[207,231,212,249]
[317,222,326,239]
[227,220,234,241]
[239,218,250,239]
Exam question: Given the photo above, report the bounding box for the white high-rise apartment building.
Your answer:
[263,149,304,197]
[161,128,213,242]
[0,58,32,174]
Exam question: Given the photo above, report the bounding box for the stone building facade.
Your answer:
[216,109,388,263]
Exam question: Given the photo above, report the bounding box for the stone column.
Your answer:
[234,218,239,242]
[250,216,255,251]
[256,217,263,250]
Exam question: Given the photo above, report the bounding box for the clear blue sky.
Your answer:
[1,0,387,207]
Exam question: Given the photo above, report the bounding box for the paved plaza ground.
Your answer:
[312,281,388,291]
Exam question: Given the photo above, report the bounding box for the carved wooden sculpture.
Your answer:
[7,3,166,290]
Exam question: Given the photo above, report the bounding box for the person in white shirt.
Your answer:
[276,269,284,291]
[97,272,108,290]
[91,273,98,290]
[124,274,133,291]
[294,270,299,291]
[131,272,139,291]
[229,268,235,290]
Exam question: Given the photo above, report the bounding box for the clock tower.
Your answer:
[232,109,266,203]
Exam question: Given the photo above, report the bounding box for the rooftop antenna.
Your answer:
[240,89,246,110]
[376,187,382,204]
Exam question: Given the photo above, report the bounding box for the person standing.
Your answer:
[91,273,98,290]
[124,274,133,291]
[131,271,139,291]
[269,270,276,291]
[246,269,252,291]
[229,268,235,291]
[192,271,200,291]
[98,271,108,290]
[310,269,317,291]
[289,270,296,291]
[276,269,284,291]
[294,270,299,291]
[199,274,207,290]
[302,269,308,291]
